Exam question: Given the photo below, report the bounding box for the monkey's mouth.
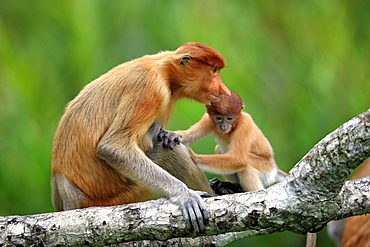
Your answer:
[208,95,221,103]
[217,129,231,134]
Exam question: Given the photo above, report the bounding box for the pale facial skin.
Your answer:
[212,115,237,133]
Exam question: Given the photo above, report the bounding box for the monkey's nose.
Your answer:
[219,83,231,96]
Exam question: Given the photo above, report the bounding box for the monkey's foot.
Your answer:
[209,178,243,195]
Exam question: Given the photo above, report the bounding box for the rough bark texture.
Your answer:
[0,109,369,246]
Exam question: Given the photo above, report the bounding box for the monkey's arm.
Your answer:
[96,97,210,233]
[97,132,210,233]
[189,119,252,175]
[179,113,214,145]
[158,113,213,148]
[189,148,248,174]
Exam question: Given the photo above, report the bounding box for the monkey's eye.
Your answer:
[215,116,223,121]
[212,67,218,73]
[180,56,192,66]
[182,55,192,60]
[227,117,234,121]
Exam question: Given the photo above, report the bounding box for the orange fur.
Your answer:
[206,90,244,116]
[176,91,286,191]
[51,42,230,210]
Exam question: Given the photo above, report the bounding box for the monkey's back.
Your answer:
[51,57,170,207]
[238,112,274,157]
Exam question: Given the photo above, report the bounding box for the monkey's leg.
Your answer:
[51,173,88,211]
[222,173,240,184]
[247,153,288,188]
[237,166,264,192]
[147,142,214,196]
[276,169,288,181]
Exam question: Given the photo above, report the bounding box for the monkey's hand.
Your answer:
[169,189,211,234]
[157,128,182,150]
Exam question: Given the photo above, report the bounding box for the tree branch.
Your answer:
[1,109,369,246]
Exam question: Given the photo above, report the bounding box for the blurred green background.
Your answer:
[0,0,369,246]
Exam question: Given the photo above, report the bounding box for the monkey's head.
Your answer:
[206,90,244,133]
[171,42,231,104]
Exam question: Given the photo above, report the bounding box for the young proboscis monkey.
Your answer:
[162,90,287,192]
[51,42,231,233]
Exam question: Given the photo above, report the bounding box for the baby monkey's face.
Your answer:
[212,115,237,133]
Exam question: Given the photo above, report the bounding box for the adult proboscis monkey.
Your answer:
[51,42,231,233]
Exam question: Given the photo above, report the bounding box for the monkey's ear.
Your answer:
[180,56,192,66]
[241,103,245,110]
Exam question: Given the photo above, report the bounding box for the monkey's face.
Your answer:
[174,43,231,104]
[178,63,230,104]
[196,66,230,104]
[212,115,236,133]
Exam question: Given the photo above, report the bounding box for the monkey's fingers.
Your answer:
[183,198,208,233]
[195,191,211,198]
[161,132,182,150]
[163,136,174,150]
[181,204,192,231]
[171,190,209,234]
[189,201,204,233]
[157,128,168,142]
[174,137,181,145]
[185,202,202,233]
[197,199,209,226]
[192,191,210,226]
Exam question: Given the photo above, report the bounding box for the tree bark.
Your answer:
[1,109,369,247]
